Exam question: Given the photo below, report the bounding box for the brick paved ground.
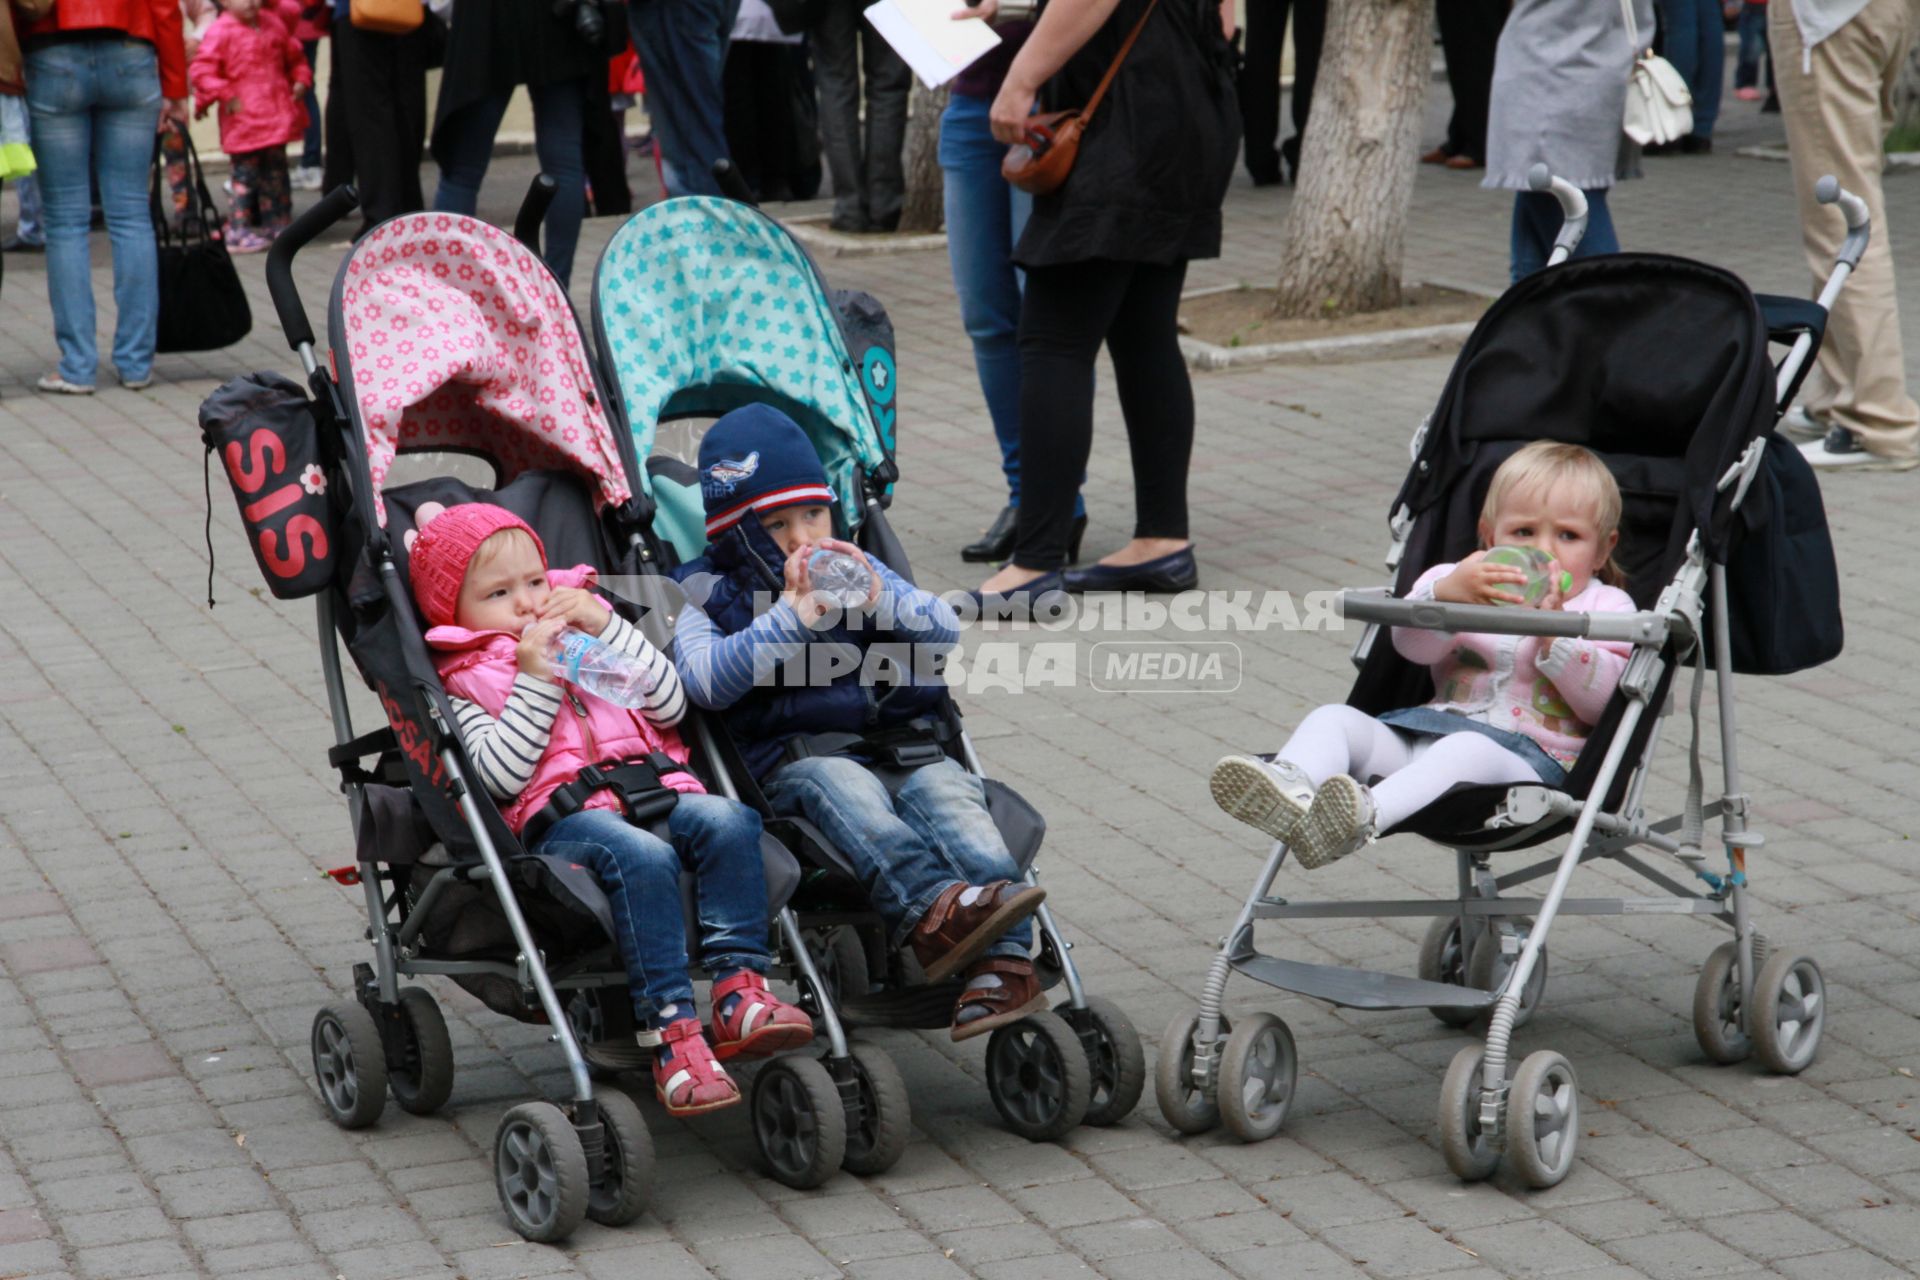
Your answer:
[4,67,1920,1280]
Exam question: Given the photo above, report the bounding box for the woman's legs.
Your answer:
[1510,188,1617,282]
[940,92,1030,508]
[1104,259,1193,548]
[431,89,512,218]
[1004,258,1133,574]
[27,45,103,385]
[528,77,587,288]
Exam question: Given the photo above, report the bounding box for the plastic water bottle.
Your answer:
[547,628,657,708]
[807,548,874,609]
[1482,545,1573,606]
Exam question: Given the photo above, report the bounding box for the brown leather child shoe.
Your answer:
[950,956,1048,1042]
[909,881,1046,983]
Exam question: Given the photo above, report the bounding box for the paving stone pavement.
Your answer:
[4,73,1920,1280]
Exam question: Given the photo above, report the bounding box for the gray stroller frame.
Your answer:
[1153,168,1866,1188]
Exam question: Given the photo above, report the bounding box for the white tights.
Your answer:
[1276,704,1541,831]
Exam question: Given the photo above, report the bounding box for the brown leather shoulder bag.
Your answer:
[1000,0,1158,196]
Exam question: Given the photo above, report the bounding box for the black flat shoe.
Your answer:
[963,511,1087,564]
[965,571,1069,619]
[1062,547,1198,593]
[961,505,1018,563]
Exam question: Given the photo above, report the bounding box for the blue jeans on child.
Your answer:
[1510,188,1618,282]
[938,91,1085,517]
[24,38,162,386]
[762,756,1031,960]
[536,795,770,1025]
[432,78,587,288]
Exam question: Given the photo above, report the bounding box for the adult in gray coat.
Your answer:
[1483,0,1654,281]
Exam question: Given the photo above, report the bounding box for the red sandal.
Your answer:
[709,970,815,1061]
[653,1017,741,1116]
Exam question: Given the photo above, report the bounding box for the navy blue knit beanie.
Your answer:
[698,404,836,539]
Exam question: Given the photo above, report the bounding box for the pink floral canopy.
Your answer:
[333,214,633,525]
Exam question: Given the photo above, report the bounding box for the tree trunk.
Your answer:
[899,82,950,233]
[1272,0,1434,318]
[1896,40,1920,135]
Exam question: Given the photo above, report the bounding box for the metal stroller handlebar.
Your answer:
[266,185,359,361]
[513,174,558,252]
[1339,588,1676,647]
[1814,175,1871,270]
[1527,164,1588,267]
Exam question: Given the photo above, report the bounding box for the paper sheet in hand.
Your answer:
[863,0,1001,89]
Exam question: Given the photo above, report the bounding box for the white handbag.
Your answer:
[1620,0,1694,146]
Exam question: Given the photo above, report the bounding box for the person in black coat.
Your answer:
[974,0,1238,600]
[430,0,611,287]
[1238,0,1320,186]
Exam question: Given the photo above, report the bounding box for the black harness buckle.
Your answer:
[523,753,687,845]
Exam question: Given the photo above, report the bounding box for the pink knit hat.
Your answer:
[407,502,547,628]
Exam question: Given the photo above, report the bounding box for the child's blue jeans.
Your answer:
[535,795,770,1026]
[762,756,1032,961]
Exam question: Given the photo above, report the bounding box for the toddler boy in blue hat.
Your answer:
[672,404,1047,1040]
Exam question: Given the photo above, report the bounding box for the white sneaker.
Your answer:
[1799,424,1919,472]
[36,373,94,395]
[292,166,324,191]
[1777,405,1829,442]
[1289,774,1378,870]
[1210,755,1315,844]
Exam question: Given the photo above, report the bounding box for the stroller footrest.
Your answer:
[1229,953,1497,1012]
[841,981,966,1030]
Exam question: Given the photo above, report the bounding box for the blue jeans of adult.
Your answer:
[762,756,1031,961]
[536,795,771,1026]
[628,0,739,198]
[25,38,162,387]
[1734,3,1772,90]
[1509,188,1618,282]
[433,77,587,288]
[940,92,1088,520]
[1659,0,1725,138]
[299,40,322,170]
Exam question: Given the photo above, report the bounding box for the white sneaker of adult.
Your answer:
[1777,405,1828,442]
[1799,425,1919,472]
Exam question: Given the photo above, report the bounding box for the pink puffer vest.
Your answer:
[426,566,704,834]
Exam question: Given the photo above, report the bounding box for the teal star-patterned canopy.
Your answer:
[594,198,888,560]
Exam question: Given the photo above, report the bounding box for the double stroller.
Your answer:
[1157,170,1856,1188]
[203,179,1136,1244]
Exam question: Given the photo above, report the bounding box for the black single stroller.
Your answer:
[590,186,1148,1148]
[204,181,884,1243]
[1155,168,1856,1188]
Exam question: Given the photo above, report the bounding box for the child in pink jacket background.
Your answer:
[1210,441,1636,869]
[189,0,310,251]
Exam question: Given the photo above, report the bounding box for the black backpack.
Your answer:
[1707,432,1843,676]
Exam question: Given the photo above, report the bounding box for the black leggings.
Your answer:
[1012,257,1193,570]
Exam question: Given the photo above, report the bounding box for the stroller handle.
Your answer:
[1814,176,1871,270]
[513,174,558,252]
[266,185,360,354]
[712,159,758,208]
[1339,589,1674,647]
[1527,164,1589,267]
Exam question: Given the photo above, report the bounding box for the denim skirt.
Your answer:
[1376,706,1569,787]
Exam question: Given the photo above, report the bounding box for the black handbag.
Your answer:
[150,125,253,354]
[1706,432,1844,676]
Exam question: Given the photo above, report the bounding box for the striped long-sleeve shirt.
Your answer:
[451,611,686,801]
[674,560,959,711]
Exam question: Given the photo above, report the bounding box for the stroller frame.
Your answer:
[264,182,890,1242]
[1157,169,1867,1188]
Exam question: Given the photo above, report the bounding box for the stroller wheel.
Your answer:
[806,926,872,1009]
[1437,1045,1501,1182]
[585,1088,655,1226]
[1417,916,1481,1028]
[388,988,455,1116]
[1752,952,1825,1075]
[985,1010,1092,1143]
[1154,1009,1226,1135]
[1064,997,1146,1127]
[1466,923,1547,1030]
[752,1055,848,1189]
[311,1002,387,1129]
[493,1101,590,1242]
[837,1043,910,1176]
[1506,1050,1580,1189]
[1692,940,1755,1064]
[1217,1012,1297,1143]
